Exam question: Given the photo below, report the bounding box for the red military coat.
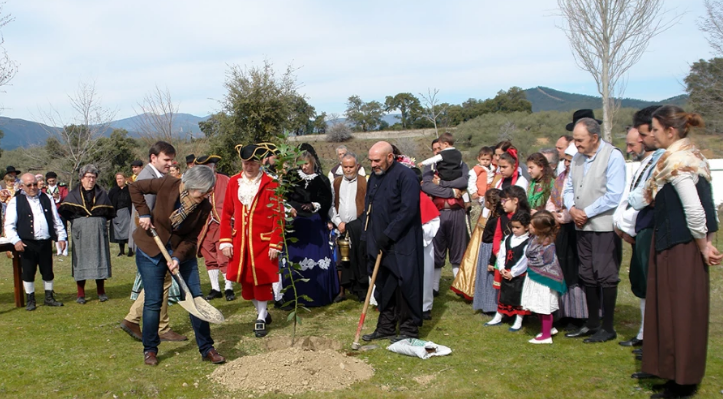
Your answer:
[219,172,283,285]
[197,172,230,255]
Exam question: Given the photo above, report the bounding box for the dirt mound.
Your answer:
[209,338,374,396]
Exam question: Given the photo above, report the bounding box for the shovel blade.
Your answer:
[172,272,225,324]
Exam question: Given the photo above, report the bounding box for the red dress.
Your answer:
[219,172,283,301]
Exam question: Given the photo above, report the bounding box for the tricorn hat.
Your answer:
[185,154,196,164]
[235,144,265,161]
[194,155,221,165]
[130,160,143,167]
[4,165,21,176]
[256,142,279,157]
[566,109,602,131]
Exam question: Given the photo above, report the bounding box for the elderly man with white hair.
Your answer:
[4,173,67,310]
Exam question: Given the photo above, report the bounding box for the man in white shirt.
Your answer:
[329,152,368,302]
[328,145,366,182]
[4,173,67,311]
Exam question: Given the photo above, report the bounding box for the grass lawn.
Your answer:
[0,238,722,399]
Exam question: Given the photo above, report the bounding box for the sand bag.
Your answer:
[386,338,452,359]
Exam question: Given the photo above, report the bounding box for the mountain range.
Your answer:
[0,87,689,150]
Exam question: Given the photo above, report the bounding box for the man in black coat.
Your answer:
[361,141,424,342]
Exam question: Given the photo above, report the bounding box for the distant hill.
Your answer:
[0,113,210,150]
[524,86,688,112]
[110,113,210,137]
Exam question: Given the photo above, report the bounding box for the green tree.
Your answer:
[685,58,723,133]
[483,87,533,114]
[89,129,139,188]
[384,93,423,129]
[345,96,384,131]
[207,60,306,174]
[313,112,327,134]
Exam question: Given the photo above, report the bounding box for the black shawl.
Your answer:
[59,184,115,220]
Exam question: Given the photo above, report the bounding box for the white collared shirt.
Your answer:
[4,192,67,244]
[329,176,359,226]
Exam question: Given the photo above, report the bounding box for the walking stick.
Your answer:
[351,250,383,350]
[149,227,225,324]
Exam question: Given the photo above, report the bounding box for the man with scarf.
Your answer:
[361,141,424,342]
[59,164,115,304]
[421,136,469,295]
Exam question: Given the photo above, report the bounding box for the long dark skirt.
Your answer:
[472,242,497,313]
[641,239,709,385]
[556,222,588,319]
[281,213,339,307]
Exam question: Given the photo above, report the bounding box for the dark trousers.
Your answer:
[339,218,368,298]
[433,208,469,268]
[375,267,418,337]
[20,239,54,282]
[136,247,214,356]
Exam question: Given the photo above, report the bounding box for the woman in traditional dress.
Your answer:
[108,172,132,256]
[281,146,338,307]
[545,143,587,329]
[639,106,721,398]
[59,164,115,304]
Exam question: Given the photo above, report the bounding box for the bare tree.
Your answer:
[36,81,116,185]
[326,121,352,142]
[133,85,178,144]
[419,88,446,138]
[557,0,678,142]
[700,0,723,55]
[0,4,18,98]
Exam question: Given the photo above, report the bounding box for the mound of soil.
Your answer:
[209,337,374,396]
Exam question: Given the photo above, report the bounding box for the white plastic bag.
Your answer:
[386,338,452,359]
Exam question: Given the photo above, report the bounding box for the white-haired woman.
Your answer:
[130,165,225,366]
[59,164,115,304]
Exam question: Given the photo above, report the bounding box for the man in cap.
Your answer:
[220,144,284,337]
[129,160,143,183]
[185,154,196,170]
[0,166,21,189]
[194,155,234,301]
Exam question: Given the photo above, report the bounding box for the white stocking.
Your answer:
[23,281,35,294]
[44,280,53,292]
[207,269,220,291]
[636,298,646,340]
[433,268,442,291]
[512,315,524,330]
[452,264,460,278]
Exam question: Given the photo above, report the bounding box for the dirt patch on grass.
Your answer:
[209,337,374,395]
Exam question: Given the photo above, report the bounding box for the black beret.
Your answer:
[185,154,196,164]
[130,160,143,167]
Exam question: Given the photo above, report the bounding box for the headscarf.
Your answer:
[643,138,711,204]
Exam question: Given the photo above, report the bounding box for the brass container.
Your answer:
[337,234,351,262]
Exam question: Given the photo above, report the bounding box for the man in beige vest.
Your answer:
[562,117,626,343]
[329,152,368,302]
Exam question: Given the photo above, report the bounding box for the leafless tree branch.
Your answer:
[419,88,446,138]
[557,0,680,141]
[132,85,179,145]
[700,0,723,55]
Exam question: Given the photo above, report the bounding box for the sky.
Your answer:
[0,0,714,123]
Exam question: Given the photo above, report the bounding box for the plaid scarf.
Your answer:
[169,188,199,230]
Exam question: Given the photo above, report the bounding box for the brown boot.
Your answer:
[144,351,158,366]
[159,330,187,342]
[120,319,142,341]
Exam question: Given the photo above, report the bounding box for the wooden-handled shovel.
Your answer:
[351,250,383,350]
[149,227,225,324]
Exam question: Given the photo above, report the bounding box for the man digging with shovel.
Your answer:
[130,165,226,366]
[360,141,424,343]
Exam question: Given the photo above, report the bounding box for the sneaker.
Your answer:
[528,337,553,344]
[76,297,86,304]
[536,328,559,338]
